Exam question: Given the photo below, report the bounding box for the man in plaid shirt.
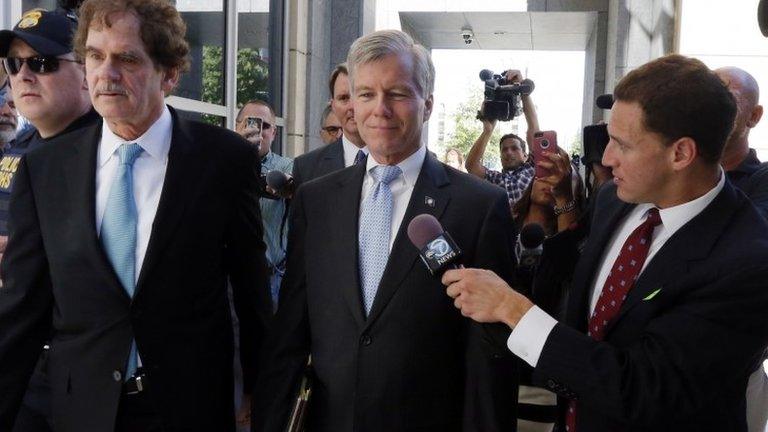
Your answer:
[465,69,539,208]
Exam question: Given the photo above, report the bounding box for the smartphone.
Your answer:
[246,116,263,134]
[531,130,559,178]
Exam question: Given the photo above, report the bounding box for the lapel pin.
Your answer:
[425,196,435,208]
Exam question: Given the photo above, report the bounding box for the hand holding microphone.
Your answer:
[406,213,534,327]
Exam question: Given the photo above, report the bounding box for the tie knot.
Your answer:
[354,149,367,165]
[644,207,662,227]
[370,165,401,185]
[118,143,143,166]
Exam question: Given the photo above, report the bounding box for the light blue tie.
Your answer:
[100,143,143,379]
[359,165,401,315]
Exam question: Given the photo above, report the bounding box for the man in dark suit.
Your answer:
[253,30,519,432]
[0,1,270,431]
[292,63,368,188]
[443,54,768,431]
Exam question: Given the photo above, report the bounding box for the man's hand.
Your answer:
[481,118,497,134]
[536,148,573,201]
[442,268,534,329]
[242,126,263,147]
[503,69,523,84]
[236,393,252,429]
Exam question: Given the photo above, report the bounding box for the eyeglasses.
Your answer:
[3,56,82,75]
[321,126,342,133]
[261,121,273,130]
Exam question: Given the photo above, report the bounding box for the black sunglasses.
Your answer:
[3,56,82,75]
[322,126,342,133]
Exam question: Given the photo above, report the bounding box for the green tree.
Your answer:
[200,46,269,125]
[445,92,524,170]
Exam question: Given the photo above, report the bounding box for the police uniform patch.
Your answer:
[18,10,43,29]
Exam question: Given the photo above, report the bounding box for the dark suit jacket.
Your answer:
[0,109,271,432]
[292,137,345,188]
[253,153,520,432]
[532,181,768,431]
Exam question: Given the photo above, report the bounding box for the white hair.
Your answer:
[346,29,435,99]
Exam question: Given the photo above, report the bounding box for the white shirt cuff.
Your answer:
[506,305,558,367]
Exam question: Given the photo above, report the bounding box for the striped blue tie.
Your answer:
[359,165,401,315]
[100,143,143,379]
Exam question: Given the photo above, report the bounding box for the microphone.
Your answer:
[516,223,545,275]
[760,0,768,37]
[407,214,463,275]
[596,94,614,110]
[479,69,495,81]
[266,170,294,196]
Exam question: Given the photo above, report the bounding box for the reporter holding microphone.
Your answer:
[444,55,768,432]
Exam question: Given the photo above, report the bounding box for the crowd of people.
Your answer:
[0,1,766,432]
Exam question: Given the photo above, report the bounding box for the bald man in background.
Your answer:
[716,67,768,217]
[716,66,768,432]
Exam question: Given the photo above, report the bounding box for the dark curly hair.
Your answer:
[74,0,190,73]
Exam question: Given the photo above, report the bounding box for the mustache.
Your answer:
[0,120,16,127]
[95,84,128,95]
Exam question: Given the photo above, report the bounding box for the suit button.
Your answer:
[112,370,122,382]
[361,335,372,346]
[546,379,557,390]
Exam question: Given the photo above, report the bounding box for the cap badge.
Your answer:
[18,10,43,29]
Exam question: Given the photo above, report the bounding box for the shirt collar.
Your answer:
[343,134,367,154]
[502,159,534,174]
[365,144,426,188]
[635,168,726,234]
[98,105,173,167]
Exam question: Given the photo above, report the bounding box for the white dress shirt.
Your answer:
[95,105,172,285]
[342,134,368,168]
[508,172,726,367]
[359,145,426,251]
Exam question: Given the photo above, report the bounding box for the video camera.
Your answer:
[477,69,535,122]
[582,94,613,165]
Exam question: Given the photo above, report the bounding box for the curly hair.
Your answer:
[74,0,190,73]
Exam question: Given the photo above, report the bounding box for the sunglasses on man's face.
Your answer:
[3,56,82,75]
[321,126,342,133]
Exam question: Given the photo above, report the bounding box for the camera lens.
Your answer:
[541,139,549,148]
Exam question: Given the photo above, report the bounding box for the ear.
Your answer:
[747,105,763,128]
[423,94,434,122]
[268,119,277,138]
[669,136,698,171]
[161,67,180,94]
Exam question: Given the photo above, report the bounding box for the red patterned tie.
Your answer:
[565,208,661,431]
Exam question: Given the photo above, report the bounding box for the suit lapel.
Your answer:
[61,123,130,300]
[566,188,633,330]
[318,139,344,177]
[134,111,204,297]
[365,153,450,329]
[606,181,740,334]
[333,163,367,328]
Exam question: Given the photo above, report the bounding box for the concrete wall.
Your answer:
[302,0,374,153]
[605,0,676,96]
